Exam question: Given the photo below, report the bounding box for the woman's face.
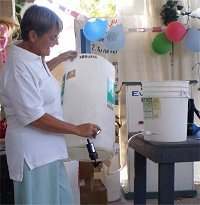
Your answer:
[34,27,60,56]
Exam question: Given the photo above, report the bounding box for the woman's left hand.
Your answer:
[47,50,78,71]
[58,50,78,62]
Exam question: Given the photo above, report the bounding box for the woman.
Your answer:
[0,5,101,205]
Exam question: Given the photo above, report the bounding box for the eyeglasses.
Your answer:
[48,34,60,42]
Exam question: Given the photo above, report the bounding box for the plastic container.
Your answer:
[101,144,121,202]
[62,54,115,161]
[142,81,189,142]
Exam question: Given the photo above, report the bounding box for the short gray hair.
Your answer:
[20,5,63,40]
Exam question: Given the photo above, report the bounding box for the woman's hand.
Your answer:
[75,123,101,138]
[31,113,101,138]
[58,50,77,62]
[47,50,78,71]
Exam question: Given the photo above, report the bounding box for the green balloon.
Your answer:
[152,32,172,54]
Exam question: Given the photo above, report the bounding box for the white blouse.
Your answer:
[0,43,68,181]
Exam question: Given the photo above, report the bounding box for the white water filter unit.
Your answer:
[62,54,115,162]
[142,81,189,142]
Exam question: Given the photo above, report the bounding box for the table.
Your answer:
[129,135,200,205]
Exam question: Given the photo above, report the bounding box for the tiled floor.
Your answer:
[108,183,200,205]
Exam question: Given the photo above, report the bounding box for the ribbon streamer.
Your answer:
[47,0,86,19]
[128,26,166,33]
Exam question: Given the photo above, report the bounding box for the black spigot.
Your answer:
[86,139,98,165]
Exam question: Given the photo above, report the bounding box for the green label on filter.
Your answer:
[107,78,115,111]
[142,97,161,118]
[61,74,66,105]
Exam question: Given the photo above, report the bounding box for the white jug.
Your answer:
[62,54,115,161]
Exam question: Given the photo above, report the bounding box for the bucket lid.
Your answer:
[142,80,189,88]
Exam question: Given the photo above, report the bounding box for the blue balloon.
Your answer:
[104,24,125,51]
[83,18,108,41]
[184,29,200,52]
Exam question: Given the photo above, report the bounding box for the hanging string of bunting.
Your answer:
[46,0,167,32]
[45,0,200,54]
[128,26,166,32]
[47,0,87,19]
[47,0,200,35]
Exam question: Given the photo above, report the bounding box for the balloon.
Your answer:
[184,29,200,52]
[83,18,108,41]
[165,21,186,42]
[104,24,125,51]
[152,32,172,54]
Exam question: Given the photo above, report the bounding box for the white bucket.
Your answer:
[62,54,115,161]
[142,81,189,142]
[101,144,121,202]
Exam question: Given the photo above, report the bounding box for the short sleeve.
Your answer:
[5,66,45,126]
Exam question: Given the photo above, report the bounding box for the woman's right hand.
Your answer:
[31,113,101,138]
[76,123,101,138]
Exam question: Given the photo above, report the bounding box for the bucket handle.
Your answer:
[181,90,190,98]
[181,90,191,112]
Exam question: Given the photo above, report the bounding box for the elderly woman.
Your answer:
[0,5,101,205]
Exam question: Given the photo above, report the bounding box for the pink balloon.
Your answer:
[165,21,186,42]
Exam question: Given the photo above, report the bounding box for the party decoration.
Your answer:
[152,32,172,54]
[104,24,125,51]
[165,21,186,42]
[0,22,12,68]
[184,29,200,52]
[83,18,108,41]
[190,8,200,18]
[129,26,166,32]
[47,0,85,19]
[160,0,184,25]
